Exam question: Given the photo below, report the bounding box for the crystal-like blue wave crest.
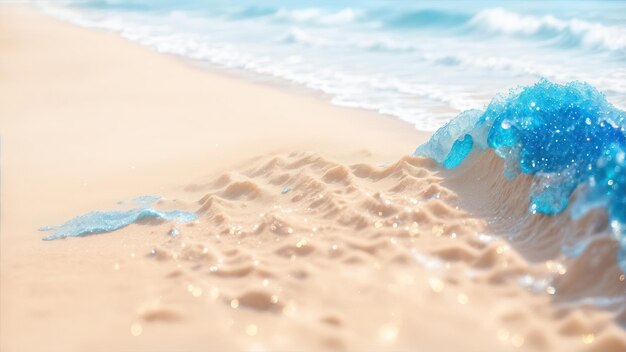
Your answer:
[414,79,626,271]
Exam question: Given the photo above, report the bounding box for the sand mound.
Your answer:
[442,150,626,310]
[130,151,625,351]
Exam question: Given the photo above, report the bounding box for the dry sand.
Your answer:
[1,5,625,352]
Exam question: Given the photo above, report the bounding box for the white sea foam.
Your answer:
[469,8,626,52]
[281,27,331,47]
[273,8,360,26]
[35,1,626,131]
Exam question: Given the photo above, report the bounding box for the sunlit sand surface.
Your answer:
[1,4,625,352]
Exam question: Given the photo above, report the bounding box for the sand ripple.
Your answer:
[137,151,626,351]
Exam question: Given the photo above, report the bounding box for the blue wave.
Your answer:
[382,9,469,29]
[71,1,626,58]
[463,8,626,56]
[415,80,626,271]
[223,5,626,55]
[49,0,626,130]
[230,6,277,19]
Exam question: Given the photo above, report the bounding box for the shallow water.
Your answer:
[38,0,626,131]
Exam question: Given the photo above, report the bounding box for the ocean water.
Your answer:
[415,79,626,272]
[37,0,626,131]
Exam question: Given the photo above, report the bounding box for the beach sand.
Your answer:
[1,6,625,352]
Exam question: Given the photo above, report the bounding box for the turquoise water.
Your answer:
[39,0,626,131]
[415,80,626,272]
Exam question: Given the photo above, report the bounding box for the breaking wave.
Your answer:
[415,79,626,272]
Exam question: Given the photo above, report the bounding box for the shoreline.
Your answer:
[0,4,428,219]
[2,5,625,352]
[0,5,429,351]
[37,2,432,134]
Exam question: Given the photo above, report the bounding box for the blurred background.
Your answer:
[40,0,626,130]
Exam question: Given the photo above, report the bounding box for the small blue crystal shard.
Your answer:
[414,79,626,272]
[443,134,474,169]
[40,207,197,240]
[414,109,483,165]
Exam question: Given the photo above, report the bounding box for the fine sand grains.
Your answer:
[125,151,625,352]
[1,6,625,352]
